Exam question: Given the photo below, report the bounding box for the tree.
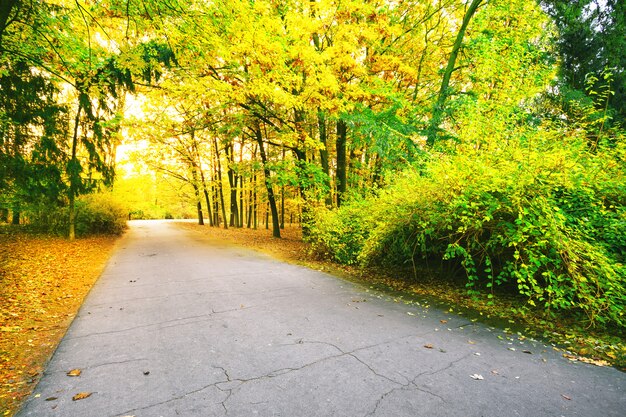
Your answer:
[542,0,626,122]
[427,0,484,146]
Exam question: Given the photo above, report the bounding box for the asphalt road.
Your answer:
[16,220,626,417]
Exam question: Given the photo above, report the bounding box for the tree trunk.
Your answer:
[318,111,332,207]
[68,103,83,241]
[201,175,213,226]
[225,143,239,227]
[253,125,281,238]
[280,146,285,229]
[191,169,204,225]
[239,140,245,228]
[11,209,19,225]
[247,178,253,229]
[239,175,244,228]
[280,185,285,229]
[193,185,204,225]
[427,0,484,146]
[211,168,220,227]
[253,173,258,229]
[192,132,213,226]
[213,137,228,229]
[336,119,347,207]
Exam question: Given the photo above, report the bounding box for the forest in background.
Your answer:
[1,0,625,330]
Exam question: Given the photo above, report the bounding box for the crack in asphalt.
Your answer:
[363,353,470,416]
[66,307,253,340]
[44,358,149,377]
[113,380,229,417]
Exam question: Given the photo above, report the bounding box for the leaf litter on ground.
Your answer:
[0,231,116,416]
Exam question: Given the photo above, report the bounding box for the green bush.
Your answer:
[308,133,626,328]
[306,200,372,265]
[74,193,127,236]
[27,192,127,237]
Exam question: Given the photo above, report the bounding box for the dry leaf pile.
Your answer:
[0,233,117,416]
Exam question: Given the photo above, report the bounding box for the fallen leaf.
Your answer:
[562,353,609,367]
[440,319,448,324]
[468,340,476,345]
[45,397,58,401]
[491,370,499,375]
[67,369,81,377]
[407,312,415,316]
[561,394,572,401]
[424,344,434,349]
[72,392,92,401]
[0,326,21,332]
[522,350,532,354]
[470,374,484,380]
[143,371,150,375]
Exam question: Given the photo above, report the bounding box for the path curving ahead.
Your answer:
[17,220,625,417]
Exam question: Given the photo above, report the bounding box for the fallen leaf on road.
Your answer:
[470,374,484,380]
[491,370,499,375]
[522,350,532,354]
[407,312,415,316]
[67,369,81,377]
[143,371,150,375]
[562,353,610,366]
[424,344,434,349]
[468,340,476,345]
[45,397,58,401]
[72,392,92,401]
[440,319,448,324]
[561,394,572,401]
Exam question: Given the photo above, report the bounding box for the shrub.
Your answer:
[306,201,372,265]
[308,133,626,328]
[74,193,127,236]
[27,192,127,237]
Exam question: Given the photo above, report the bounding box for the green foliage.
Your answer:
[542,0,626,122]
[306,200,372,265]
[27,193,127,237]
[308,129,626,328]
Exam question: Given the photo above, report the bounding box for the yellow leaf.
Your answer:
[0,326,21,332]
[67,369,81,377]
[72,392,92,401]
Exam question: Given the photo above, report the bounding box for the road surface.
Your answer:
[17,220,626,416]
